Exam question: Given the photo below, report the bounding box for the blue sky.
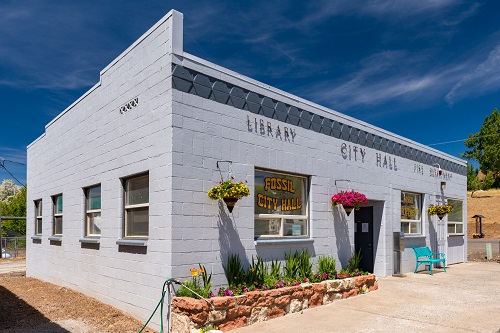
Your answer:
[1,0,499,185]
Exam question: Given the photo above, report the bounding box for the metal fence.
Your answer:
[1,237,26,258]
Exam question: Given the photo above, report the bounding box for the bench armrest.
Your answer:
[432,252,445,259]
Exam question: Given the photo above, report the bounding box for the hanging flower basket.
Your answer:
[208,178,250,213]
[222,197,239,213]
[427,204,453,220]
[331,190,368,216]
[343,206,355,216]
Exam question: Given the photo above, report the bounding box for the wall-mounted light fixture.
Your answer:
[433,163,443,176]
[441,181,446,190]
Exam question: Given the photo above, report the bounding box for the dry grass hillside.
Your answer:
[467,188,500,238]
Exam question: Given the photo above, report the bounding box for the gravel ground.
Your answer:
[0,273,156,333]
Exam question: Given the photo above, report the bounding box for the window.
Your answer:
[254,169,308,239]
[447,199,463,234]
[34,199,42,235]
[401,192,422,234]
[124,174,149,237]
[85,185,102,236]
[52,194,63,235]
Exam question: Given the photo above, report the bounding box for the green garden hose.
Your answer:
[138,278,214,333]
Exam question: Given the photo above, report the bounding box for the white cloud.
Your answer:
[446,45,500,105]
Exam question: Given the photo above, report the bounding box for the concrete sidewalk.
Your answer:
[232,262,500,333]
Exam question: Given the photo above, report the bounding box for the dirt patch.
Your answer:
[467,189,500,238]
[0,275,157,333]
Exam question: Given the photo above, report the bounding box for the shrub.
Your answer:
[317,255,336,275]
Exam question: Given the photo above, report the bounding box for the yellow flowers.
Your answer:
[208,178,250,200]
[428,204,453,216]
[190,268,204,277]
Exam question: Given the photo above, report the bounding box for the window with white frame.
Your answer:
[85,185,102,236]
[447,199,463,234]
[254,169,308,239]
[34,199,42,235]
[124,173,149,237]
[52,194,63,235]
[401,192,422,234]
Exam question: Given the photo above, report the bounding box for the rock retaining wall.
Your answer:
[171,274,378,332]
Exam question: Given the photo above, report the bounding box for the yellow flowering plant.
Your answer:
[207,177,250,200]
[427,204,453,216]
[176,264,212,299]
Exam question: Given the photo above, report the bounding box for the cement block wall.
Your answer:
[26,9,467,330]
[168,52,467,285]
[26,10,183,328]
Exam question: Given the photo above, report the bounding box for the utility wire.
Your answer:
[0,158,26,186]
[427,133,500,146]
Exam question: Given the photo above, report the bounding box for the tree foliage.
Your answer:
[462,108,500,179]
[0,179,20,202]
[467,164,495,198]
[1,182,26,236]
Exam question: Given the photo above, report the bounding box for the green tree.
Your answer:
[0,179,20,202]
[1,185,26,236]
[467,164,495,198]
[462,108,500,182]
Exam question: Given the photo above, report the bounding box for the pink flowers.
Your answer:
[331,190,368,209]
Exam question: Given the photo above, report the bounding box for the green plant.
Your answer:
[269,258,282,280]
[297,249,312,279]
[317,255,336,275]
[224,253,246,287]
[427,204,453,216]
[284,250,299,280]
[200,324,219,332]
[207,177,250,200]
[346,249,362,272]
[198,264,212,295]
[176,266,212,299]
[248,256,266,286]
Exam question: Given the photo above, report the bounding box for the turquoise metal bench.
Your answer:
[413,247,446,275]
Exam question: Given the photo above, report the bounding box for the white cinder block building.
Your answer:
[27,10,467,327]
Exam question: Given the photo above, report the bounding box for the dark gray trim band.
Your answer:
[172,64,466,176]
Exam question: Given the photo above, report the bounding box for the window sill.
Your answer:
[116,239,148,247]
[448,234,465,237]
[48,236,62,241]
[31,235,42,240]
[79,237,100,244]
[404,235,426,239]
[254,238,313,245]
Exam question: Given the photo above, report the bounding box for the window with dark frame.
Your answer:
[85,185,102,237]
[34,199,42,235]
[124,174,149,237]
[52,194,63,236]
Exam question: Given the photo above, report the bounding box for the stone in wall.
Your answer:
[171,274,378,333]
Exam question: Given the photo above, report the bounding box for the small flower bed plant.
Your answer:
[179,251,370,299]
[331,190,368,209]
[176,265,212,299]
[207,177,250,200]
[427,204,453,216]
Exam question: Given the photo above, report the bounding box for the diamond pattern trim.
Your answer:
[172,64,466,176]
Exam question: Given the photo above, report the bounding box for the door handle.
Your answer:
[368,243,372,250]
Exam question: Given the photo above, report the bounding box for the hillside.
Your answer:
[467,189,500,239]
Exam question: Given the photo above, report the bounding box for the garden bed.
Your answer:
[171,274,377,332]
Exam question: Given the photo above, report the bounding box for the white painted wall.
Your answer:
[26,9,466,329]
[27,10,183,328]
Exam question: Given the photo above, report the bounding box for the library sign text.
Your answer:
[247,116,296,142]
